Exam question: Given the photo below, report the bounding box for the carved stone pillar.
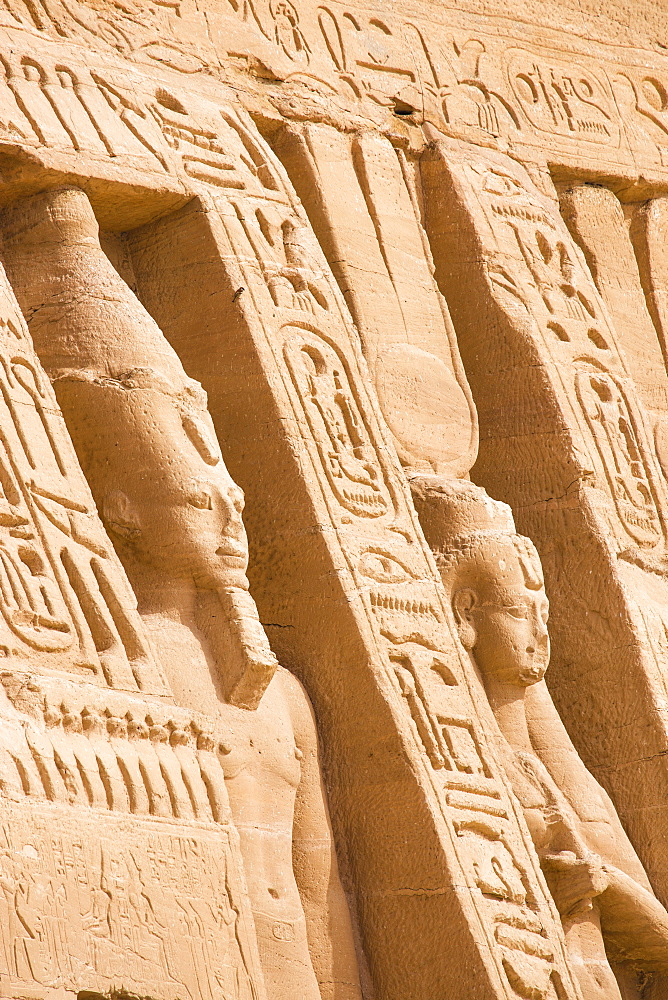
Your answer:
[271,121,478,479]
[421,135,668,910]
[558,183,668,426]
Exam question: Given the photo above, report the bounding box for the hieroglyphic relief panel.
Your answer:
[0,803,263,1000]
[0,654,269,1000]
[0,670,233,822]
[0,44,170,172]
[506,51,621,149]
[118,97,584,1000]
[0,0,664,194]
[0,259,164,693]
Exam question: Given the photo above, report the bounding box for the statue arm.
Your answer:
[599,866,668,972]
[282,669,363,1000]
[523,684,668,965]
[525,681,652,886]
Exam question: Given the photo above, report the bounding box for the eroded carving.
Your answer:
[0,802,264,1000]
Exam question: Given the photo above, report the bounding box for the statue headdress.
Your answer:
[409,476,543,589]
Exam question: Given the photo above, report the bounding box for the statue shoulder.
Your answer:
[274,666,318,752]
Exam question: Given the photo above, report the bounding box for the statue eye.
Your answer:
[188,489,213,510]
[506,605,530,620]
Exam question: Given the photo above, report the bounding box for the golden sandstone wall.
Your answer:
[0,1,668,999]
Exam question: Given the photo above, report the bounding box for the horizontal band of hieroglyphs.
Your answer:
[0,2,664,174]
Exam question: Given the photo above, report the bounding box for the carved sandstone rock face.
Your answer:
[0,3,665,1000]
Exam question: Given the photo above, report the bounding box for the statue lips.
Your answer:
[216,543,247,561]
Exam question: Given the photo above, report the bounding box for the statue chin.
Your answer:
[193,562,249,592]
[518,662,548,686]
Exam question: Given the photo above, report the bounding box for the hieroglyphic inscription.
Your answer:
[387,631,562,1000]
[506,50,620,146]
[0,0,664,191]
[0,802,264,1000]
[576,368,662,546]
[0,267,163,691]
[285,333,391,518]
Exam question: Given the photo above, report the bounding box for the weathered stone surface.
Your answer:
[0,2,665,999]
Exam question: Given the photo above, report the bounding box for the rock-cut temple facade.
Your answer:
[0,1,665,998]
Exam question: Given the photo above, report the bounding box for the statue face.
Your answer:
[454,543,550,687]
[131,467,249,590]
[158,469,248,589]
[100,389,250,590]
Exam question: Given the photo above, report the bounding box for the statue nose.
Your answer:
[231,485,245,514]
[216,484,246,537]
[218,482,244,515]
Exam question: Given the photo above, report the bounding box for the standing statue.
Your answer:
[0,186,363,1000]
[412,476,668,1000]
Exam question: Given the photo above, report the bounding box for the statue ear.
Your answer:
[452,588,478,651]
[102,490,141,540]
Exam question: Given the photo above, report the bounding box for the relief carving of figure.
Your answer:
[0,185,363,1000]
[412,476,668,1000]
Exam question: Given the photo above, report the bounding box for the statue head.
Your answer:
[57,370,250,592]
[412,478,549,688]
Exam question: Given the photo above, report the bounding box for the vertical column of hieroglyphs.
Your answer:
[115,86,584,1000]
[0,253,164,693]
[627,196,668,478]
[422,136,668,907]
